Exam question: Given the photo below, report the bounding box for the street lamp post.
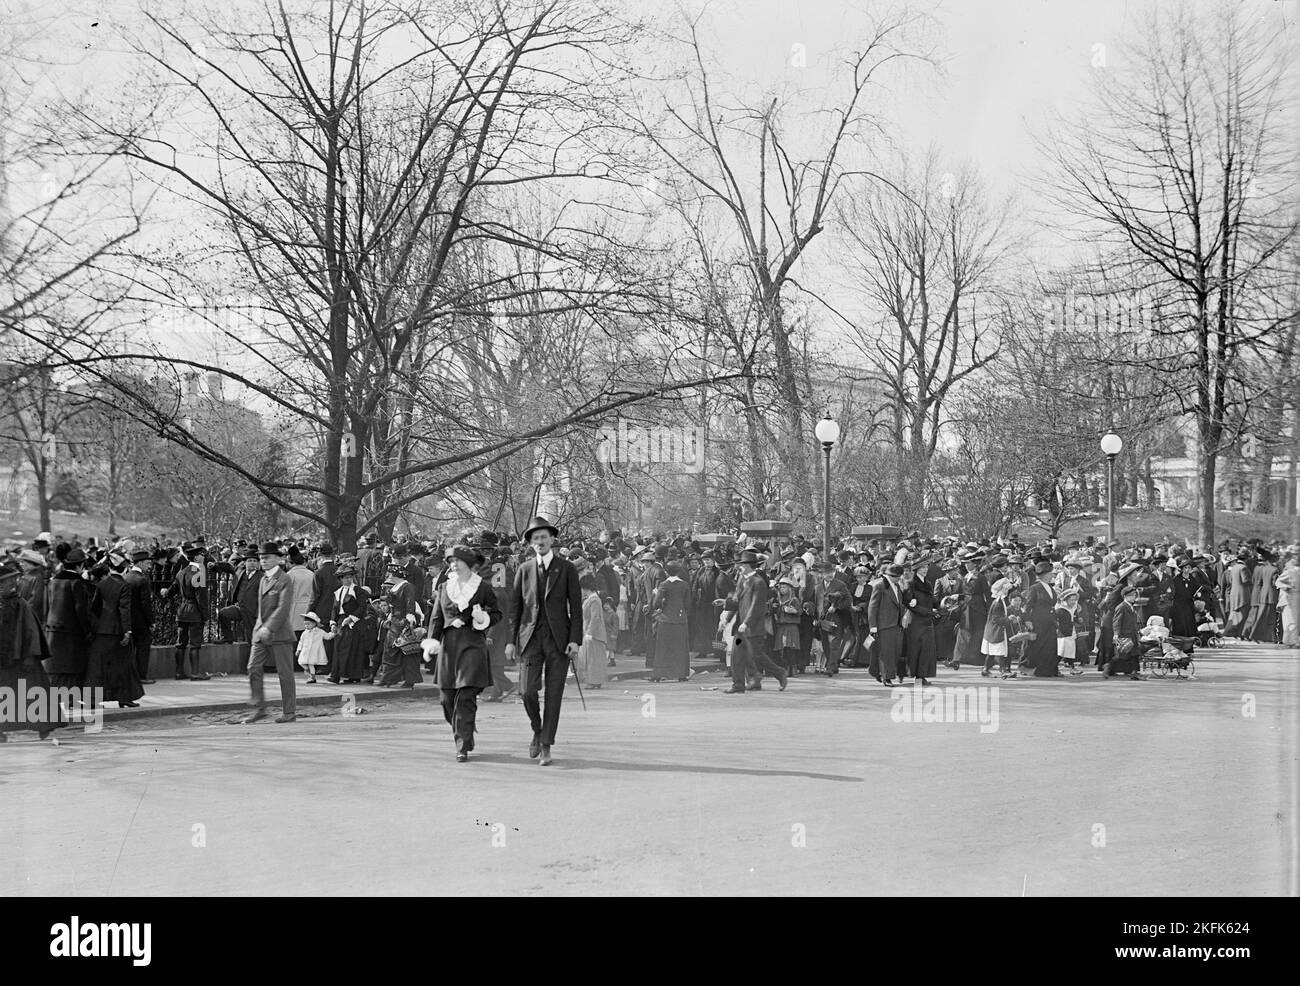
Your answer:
[814,413,841,567]
[730,493,743,535]
[1101,432,1123,545]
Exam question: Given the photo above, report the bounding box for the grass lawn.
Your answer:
[1015,507,1300,546]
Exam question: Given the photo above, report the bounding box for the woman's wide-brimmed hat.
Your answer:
[449,544,484,567]
[522,515,559,540]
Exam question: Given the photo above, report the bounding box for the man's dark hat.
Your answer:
[738,549,760,565]
[258,541,284,556]
[522,516,559,540]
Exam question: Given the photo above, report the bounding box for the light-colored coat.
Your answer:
[254,566,296,644]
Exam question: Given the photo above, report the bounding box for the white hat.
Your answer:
[18,548,46,567]
[303,612,321,623]
[34,531,52,544]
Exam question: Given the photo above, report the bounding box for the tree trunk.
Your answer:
[1198,440,1217,552]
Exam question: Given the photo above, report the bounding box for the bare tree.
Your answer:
[43,0,739,549]
[637,9,934,521]
[836,149,1009,504]
[1041,1,1299,548]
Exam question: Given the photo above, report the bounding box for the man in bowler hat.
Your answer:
[505,516,582,765]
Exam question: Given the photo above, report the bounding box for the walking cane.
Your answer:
[569,654,588,711]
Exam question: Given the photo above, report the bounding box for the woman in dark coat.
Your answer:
[1023,562,1060,677]
[903,568,937,685]
[427,545,501,761]
[650,563,691,681]
[85,556,146,708]
[1168,558,1203,638]
[377,563,423,688]
[44,548,94,689]
[1,559,63,742]
[326,563,369,683]
[1104,584,1144,679]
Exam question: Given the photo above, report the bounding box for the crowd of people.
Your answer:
[4,520,1298,748]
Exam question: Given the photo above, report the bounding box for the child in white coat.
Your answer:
[297,612,336,683]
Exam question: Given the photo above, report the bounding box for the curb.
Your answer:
[96,658,728,723]
[101,684,443,723]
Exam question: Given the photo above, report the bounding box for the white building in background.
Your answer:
[1149,423,1297,513]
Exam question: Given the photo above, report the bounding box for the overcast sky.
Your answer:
[8,0,1296,353]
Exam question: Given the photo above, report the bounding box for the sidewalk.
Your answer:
[99,652,726,723]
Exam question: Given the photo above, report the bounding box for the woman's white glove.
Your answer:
[421,637,441,658]
[405,613,417,626]
[471,604,489,631]
[450,617,465,628]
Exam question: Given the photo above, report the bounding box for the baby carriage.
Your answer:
[1138,615,1196,679]
[1193,600,1224,648]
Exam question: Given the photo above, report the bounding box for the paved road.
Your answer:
[2,642,1295,896]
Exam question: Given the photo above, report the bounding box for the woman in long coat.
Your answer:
[426,545,501,761]
[903,568,937,685]
[44,548,94,689]
[1224,554,1252,636]
[326,563,369,683]
[1167,558,1204,638]
[1,559,63,742]
[1023,563,1061,676]
[377,563,423,688]
[85,558,146,708]
[574,574,608,687]
[1275,554,1300,647]
[650,562,690,681]
[1243,550,1279,642]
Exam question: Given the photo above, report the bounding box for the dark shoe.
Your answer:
[882,678,895,686]
[174,673,190,681]
[777,673,788,691]
[275,714,296,723]
[244,709,268,724]
[190,672,211,681]
[326,677,341,684]
[456,752,469,762]
[920,678,931,687]
[539,746,553,766]
[529,734,542,759]
[119,701,140,708]
[140,678,156,685]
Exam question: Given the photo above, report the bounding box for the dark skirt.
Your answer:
[331,625,370,680]
[653,621,690,678]
[0,658,66,734]
[85,635,145,704]
[44,631,90,677]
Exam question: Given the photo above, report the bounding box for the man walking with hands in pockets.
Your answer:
[506,516,583,766]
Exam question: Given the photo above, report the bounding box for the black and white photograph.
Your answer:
[1,0,1296,919]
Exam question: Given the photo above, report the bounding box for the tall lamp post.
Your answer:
[814,413,841,566]
[730,493,743,535]
[1101,432,1123,545]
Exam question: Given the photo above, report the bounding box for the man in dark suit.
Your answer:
[245,542,297,724]
[123,547,156,684]
[954,552,990,669]
[505,516,582,766]
[724,549,786,693]
[227,549,263,646]
[868,563,907,686]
